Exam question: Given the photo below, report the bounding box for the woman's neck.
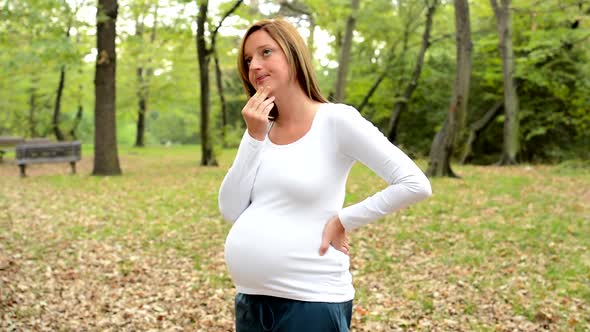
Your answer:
[273,84,322,127]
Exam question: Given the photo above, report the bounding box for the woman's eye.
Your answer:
[245,58,251,66]
[262,49,272,56]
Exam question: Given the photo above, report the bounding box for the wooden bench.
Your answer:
[0,136,24,162]
[16,141,82,177]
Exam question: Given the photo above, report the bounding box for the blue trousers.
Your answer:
[235,293,353,332]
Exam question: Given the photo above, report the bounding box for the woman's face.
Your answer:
[243,29,290,95]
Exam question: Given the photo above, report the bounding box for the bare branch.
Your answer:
[279,0,311,16]
[210,0,243,52]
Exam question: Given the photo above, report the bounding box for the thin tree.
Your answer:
[356,38,404,114]
[213,49,228,147]
[460,101,503,164]
[491,0,519,164]
[356,5,423,115]
[387,0,437,143]
[52,61,66,141]
[93,0,121,175]
[52,0,79,141]
[28,75,39,138]
[278,1,315,56]
[135,3,158,147]
[195,0,242,166]
[69,101,84,139]
[70,34,84,140]
[426,0,472,177]
[332,0,359,103]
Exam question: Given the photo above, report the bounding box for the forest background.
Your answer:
[1,1,590,330]
[1,0,588,168]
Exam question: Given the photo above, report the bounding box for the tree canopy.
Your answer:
[1,0,588,164]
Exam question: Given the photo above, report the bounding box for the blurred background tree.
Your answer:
[0,0,588,171]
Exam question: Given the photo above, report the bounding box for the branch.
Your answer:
[490,0,500,18]
[151,4,158,43]
[279,0,312,16]
[355,37,403,113]
[210,0,243,52]
[511,4,580,14]
[429,27,495,46]
[402,0,437,99]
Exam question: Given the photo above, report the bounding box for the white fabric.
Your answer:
[219,103,431,302]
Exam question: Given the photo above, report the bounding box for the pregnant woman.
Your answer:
[218,18,432,332]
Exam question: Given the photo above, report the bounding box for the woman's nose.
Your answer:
[249,56,262,70]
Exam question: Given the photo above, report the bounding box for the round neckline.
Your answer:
[266,103,328,149]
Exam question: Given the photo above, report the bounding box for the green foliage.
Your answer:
[459,0,590,163]
[148,110,199,144]
[0,0,587,161]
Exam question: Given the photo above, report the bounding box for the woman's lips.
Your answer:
[256,75,269,85]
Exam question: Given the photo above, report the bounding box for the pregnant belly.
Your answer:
[224,213,348,292]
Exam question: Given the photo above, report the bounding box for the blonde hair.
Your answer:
[237,18,327,108]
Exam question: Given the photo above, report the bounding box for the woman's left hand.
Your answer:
[319,215,349,256]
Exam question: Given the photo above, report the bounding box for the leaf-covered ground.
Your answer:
[1,146,589,331]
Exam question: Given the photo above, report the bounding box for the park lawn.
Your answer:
[0,145,588,331]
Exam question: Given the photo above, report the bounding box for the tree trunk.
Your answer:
[214,50,228,147]
[135,65,147,147]
[427,0,472,178]
[491,0,519,165]
[387,1,437,143]
[52,65,66,141]
[28,76,38,138]
[70,47,84,140]
[195,0,241,165]
[69,104,83,140]
[93,0,121,175]
[67,33,83,140]
[460,100,503,164]
[52,20,72,142]
[196,0,217,166]
[134,17,146,148]
[278,1,315,56]
[428,117,458,177]
[332,0,359,103]
[134,5,158,148]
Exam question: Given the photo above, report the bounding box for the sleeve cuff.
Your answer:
[338,207,364,232]
[242,130,265,149]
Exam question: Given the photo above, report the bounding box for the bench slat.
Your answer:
[16,141,79,149]
[17,157,81,165]
[17,149,80,158]
[0,136,25,146]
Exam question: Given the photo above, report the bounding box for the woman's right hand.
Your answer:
[242,86,275,141]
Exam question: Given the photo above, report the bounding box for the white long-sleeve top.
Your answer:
[219,103,431,302]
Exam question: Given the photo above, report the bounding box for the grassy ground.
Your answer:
[1,146,588,331]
